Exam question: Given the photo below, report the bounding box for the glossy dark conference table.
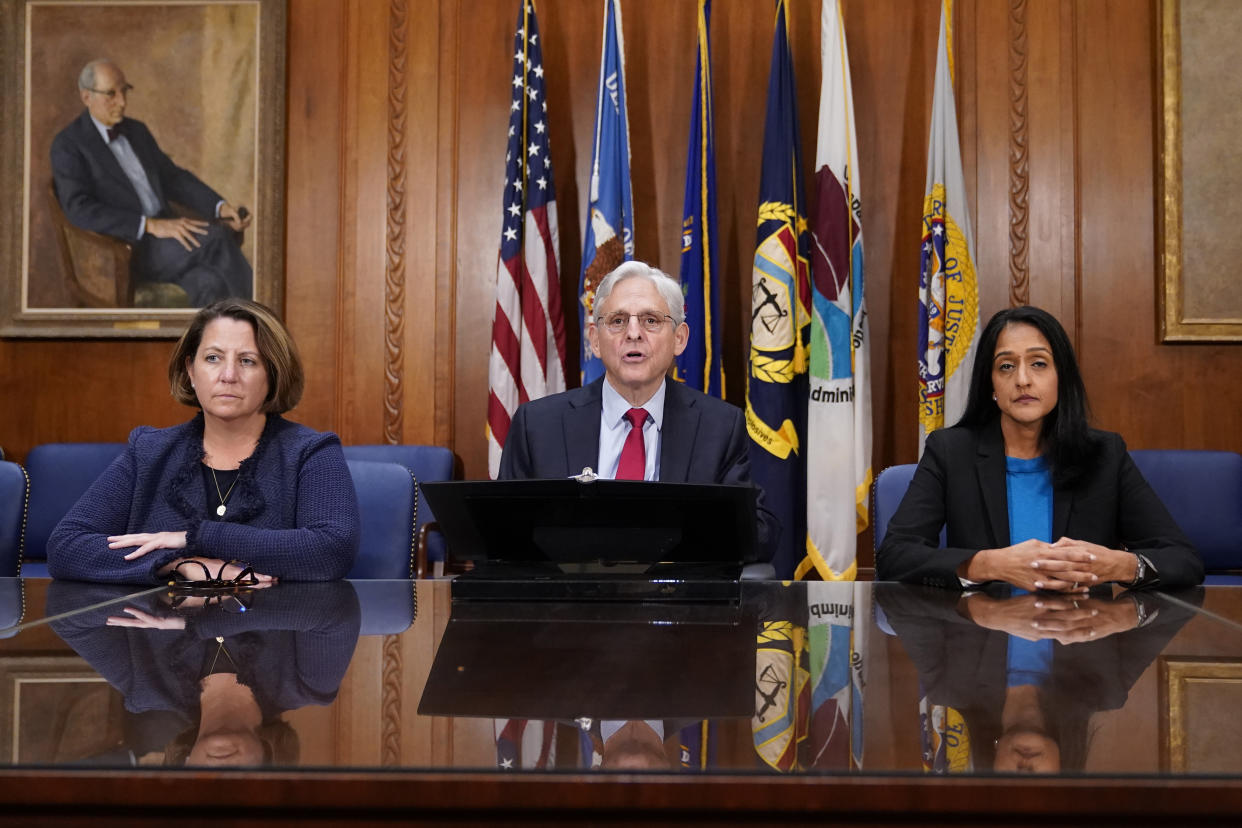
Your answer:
[0,576,1241,826]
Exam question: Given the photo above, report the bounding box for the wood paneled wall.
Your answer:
[3,0,1241,549]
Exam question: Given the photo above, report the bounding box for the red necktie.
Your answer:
[615,407,648,480]
[106,125,120,142]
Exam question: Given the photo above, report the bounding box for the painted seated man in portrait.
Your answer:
[50,59,253,307]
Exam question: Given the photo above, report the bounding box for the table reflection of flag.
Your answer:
[919,696,972,773]
[486,0,568,479]
[802,582,867,770]
[679,720,717,771]
[495,718,556,770]
[754,582,867,772]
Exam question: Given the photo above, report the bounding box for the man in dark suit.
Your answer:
[498,261,778,557]
[50,59,252,306]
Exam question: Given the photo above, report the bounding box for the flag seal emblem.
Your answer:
[918,183,978,435]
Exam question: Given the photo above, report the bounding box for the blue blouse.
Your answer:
[1006,455,1053,545]
[1005,455,1055,687]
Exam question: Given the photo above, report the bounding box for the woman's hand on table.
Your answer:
[110,531,187,561]
[157,556,276,584]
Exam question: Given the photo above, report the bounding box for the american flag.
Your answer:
[487,0,568,479]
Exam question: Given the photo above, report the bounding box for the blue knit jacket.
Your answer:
[48,414,360,583]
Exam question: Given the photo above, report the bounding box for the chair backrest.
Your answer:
[0,461,29,578]
[47,179,136,308]
[872,464,920,552]
[1129,449,1242,572]
[346,459,417,579]
[342,445,456,565]
[24,443,126,571]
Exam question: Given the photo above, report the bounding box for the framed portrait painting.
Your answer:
[1160,656,1242,772]
[0,0,285,337]
[1157,0,1242,341]
[0,655,125,763]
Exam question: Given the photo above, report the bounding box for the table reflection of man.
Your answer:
[876,583,1201,772]
[50,59,253,306]
[498,261,778,557]
[573,718,680,770]
[48,580,359,767]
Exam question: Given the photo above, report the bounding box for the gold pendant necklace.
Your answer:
[210,466,240,517]
[209,636,238,673]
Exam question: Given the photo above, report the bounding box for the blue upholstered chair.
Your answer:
[872,464,924,553]
[345,458,417,579]
[342,445,456,577]
[1130,449,1242,583]
[0,461,30,578]
[23,443,126,578]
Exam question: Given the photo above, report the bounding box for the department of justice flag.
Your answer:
[745,0,812,580]
[674,0,723,398]
[486,0,568,479]
[917,0,979,451]
[800,0,872,581]
[578,0,635,385]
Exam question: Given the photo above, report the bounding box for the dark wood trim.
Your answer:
[0,770,1239,825]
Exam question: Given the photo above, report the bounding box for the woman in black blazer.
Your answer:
[877,306,1202,591]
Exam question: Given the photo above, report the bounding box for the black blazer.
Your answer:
[498,377,779,557]
[876,421,1203,589]
[51,109,222,243]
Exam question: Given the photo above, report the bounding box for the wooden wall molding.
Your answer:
[1008,0,1030,306]
[384,0,409,445]
[378,0,410,767]
[381,631,403,765]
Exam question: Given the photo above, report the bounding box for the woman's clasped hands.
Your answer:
[964,537,1141,593]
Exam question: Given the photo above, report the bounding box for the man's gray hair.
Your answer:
[592,261,686,327]
[77,59,114,92]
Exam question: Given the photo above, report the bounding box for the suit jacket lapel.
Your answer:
[564,380,603,476]
[75,111,135,195]
[1052,477,1072,540]
[659,378,698,482]
[976,421,1010,547]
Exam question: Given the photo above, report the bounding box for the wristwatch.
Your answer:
[1124,552,1151,587]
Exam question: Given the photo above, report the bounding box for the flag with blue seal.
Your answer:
[577,0,634,385]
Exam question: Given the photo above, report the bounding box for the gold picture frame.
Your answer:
[1157,0,1242,341]
[1160,656,1242,772]
[0,655,124,763]
[0,0,285,338]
